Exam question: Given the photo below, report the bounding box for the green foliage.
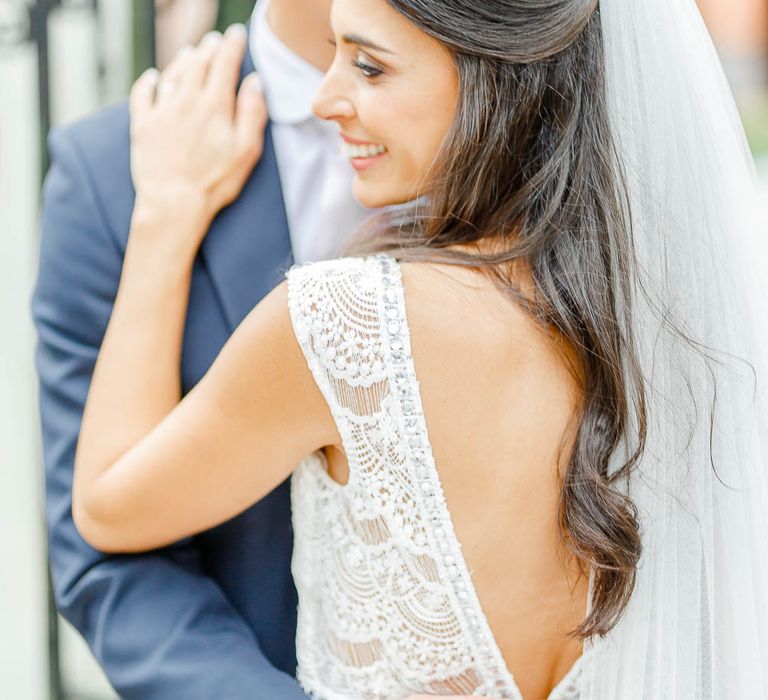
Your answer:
[743,98,768,156]
[131,1,256,80]
[216,0,257,31]
[132,0,157,79]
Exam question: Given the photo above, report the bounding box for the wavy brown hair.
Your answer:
[346,0,647,638]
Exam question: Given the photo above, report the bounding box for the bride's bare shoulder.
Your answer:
[396,257,584,474]
[397,259,567,367]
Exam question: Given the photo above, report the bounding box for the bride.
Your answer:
[71,0,768,698]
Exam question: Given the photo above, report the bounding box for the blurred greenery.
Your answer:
[131,0,155,78]
[743,98,768,156]
[216,0,256,30]
[132,1,256,78]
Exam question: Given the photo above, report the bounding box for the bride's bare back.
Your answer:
[322,261,589,699]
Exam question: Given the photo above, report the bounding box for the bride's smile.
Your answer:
[339,133,388,172]
[313,0,459,208]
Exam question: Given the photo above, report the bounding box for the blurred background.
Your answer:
[0,1,766,698]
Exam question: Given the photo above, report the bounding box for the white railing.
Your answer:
[1,2,130,697]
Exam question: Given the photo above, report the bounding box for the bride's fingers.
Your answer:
[159,38,224,104]
[153,31,223,107]
[130,68,159,123]
[155,45,195,103]
[234,73,268,164]
[181,31,222,93]
[205,24,248,109]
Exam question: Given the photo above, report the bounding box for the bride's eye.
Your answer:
[352,56,384,79]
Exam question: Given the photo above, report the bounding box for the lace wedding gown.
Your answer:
[287,255,588,700]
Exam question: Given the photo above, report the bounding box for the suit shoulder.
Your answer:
[50,100,130,170]
[46,101,133,240]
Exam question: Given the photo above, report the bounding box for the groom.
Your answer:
[32,1,367,697]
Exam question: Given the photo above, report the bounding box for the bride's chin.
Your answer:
[352,178,412,211]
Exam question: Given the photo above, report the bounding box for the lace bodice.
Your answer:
[286,255,586,700]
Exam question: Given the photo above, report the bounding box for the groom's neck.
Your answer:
[266,0,335,72]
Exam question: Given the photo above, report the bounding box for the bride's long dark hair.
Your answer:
[348,0,646,639]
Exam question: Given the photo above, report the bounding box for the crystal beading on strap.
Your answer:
[376,254,520,697]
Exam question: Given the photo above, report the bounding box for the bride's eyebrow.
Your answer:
[342,33,395,55]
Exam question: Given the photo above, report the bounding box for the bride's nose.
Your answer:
[313,65,356,124]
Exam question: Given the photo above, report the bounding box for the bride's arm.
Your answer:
[72,28,337,553]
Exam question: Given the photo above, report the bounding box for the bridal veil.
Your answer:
[586,0,768,697]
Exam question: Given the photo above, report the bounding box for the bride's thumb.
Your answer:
[235,72,268,163]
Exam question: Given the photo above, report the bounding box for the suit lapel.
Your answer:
[199,38,293,331]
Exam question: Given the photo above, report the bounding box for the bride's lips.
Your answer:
[341,133,389,172]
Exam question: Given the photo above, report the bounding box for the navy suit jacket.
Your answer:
[32,46,311,699]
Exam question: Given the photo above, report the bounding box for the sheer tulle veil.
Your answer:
[585,0,768,696]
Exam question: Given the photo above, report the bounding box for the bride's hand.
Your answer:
[128,24,267,251]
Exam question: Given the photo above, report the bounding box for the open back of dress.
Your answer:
[287,255,588,700]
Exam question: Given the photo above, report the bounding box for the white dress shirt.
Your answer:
[249,0,369,264]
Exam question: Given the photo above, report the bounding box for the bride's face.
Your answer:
[312,0,459,208]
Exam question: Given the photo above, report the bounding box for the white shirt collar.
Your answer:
[249,0,325,125]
